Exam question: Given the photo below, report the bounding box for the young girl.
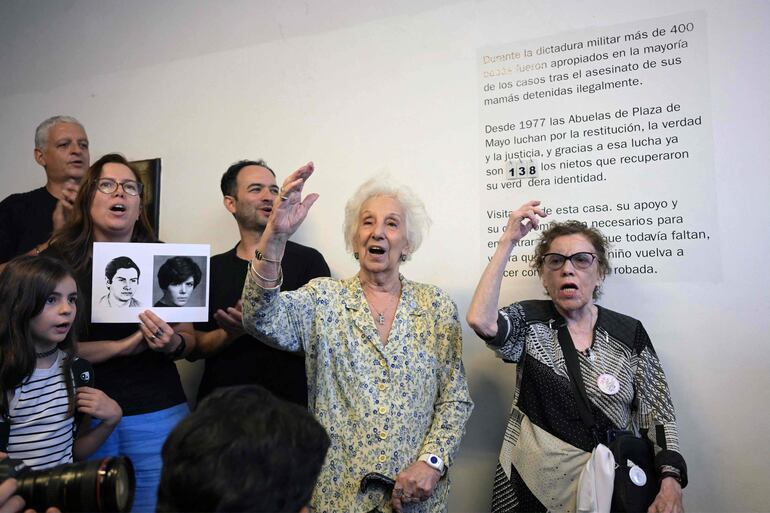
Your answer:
[0,255,122,470]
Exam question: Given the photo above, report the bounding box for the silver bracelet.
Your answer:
[249,259,283,286]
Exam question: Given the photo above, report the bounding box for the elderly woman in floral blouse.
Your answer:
[241,163,473,513]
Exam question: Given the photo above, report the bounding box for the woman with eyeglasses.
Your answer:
[467,200,687,513]
[44,153,194,513]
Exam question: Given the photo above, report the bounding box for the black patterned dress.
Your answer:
[480,300,687,513]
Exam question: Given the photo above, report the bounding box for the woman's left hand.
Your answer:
[648,477,684,513]
[138,311,177,354]
[268,162,319,238]
[390,461,441,512]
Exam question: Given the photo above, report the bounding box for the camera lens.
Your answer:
[2,456,135,513]
[104,457,134,512]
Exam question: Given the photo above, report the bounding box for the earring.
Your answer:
[354,252,359,260]
[400,254,407,262]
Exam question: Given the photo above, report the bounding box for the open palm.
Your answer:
[269,162,319,237]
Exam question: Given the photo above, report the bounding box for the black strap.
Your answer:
[0,421,8,452]
[556,322,599,439]
[0,360,88,451]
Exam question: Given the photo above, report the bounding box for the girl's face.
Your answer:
[29,276,78,349]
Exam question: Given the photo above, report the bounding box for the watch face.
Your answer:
[421,454,443,472]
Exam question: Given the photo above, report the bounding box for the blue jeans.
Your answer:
[89,403,188,513]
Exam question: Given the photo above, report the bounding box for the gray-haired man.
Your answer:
[0,115,90,263]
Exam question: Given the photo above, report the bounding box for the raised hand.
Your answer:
[268,162,319,238]
[502,200,548,244]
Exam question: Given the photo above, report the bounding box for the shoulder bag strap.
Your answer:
[556,322,599,436]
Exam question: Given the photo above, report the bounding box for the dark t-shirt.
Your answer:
[0,187,57,263]
[194,240,330,406]
[45,247,187,416]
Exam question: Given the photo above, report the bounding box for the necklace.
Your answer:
[368,295,396,326]
[36,346,59,358]
[361,282,400,327]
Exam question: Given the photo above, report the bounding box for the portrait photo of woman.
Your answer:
[153,255,206,308]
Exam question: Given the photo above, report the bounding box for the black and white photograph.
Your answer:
[152,255,207,308]
[99,255,143,308]
[91,242,210,323]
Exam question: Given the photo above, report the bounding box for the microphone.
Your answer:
[72,357,95,387]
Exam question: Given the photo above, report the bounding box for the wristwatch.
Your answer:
[418,453,445,474]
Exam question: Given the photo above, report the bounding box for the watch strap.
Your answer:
[418,453,445,474]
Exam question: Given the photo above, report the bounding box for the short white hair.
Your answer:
[343,176,431,261]
[35,115,85,149]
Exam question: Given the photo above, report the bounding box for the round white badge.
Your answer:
[597,373,620,395]
[629,465,647,487]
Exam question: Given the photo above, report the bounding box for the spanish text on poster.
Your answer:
[478,11,717,283]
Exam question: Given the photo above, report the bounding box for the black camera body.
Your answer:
[0,456,135,513]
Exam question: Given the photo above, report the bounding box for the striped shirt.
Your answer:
[5,351,74,470]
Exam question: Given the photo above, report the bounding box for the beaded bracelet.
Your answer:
[659,465,682,485]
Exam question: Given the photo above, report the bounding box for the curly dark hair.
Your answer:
[531,220,611,299]
[157,256,202,290]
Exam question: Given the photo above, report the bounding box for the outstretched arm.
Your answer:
[251,162,319,287]
[467,200,547,337]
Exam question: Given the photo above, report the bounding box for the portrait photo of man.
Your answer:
[99,256,142,308]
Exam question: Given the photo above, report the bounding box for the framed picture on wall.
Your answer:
[130,158,161,234]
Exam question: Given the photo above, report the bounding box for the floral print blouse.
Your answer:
[242,273,473,513]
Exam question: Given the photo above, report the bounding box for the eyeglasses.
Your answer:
[542,252,597,270]
[95,178,143,196]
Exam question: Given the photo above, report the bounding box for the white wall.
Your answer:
[1,1,768,511]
